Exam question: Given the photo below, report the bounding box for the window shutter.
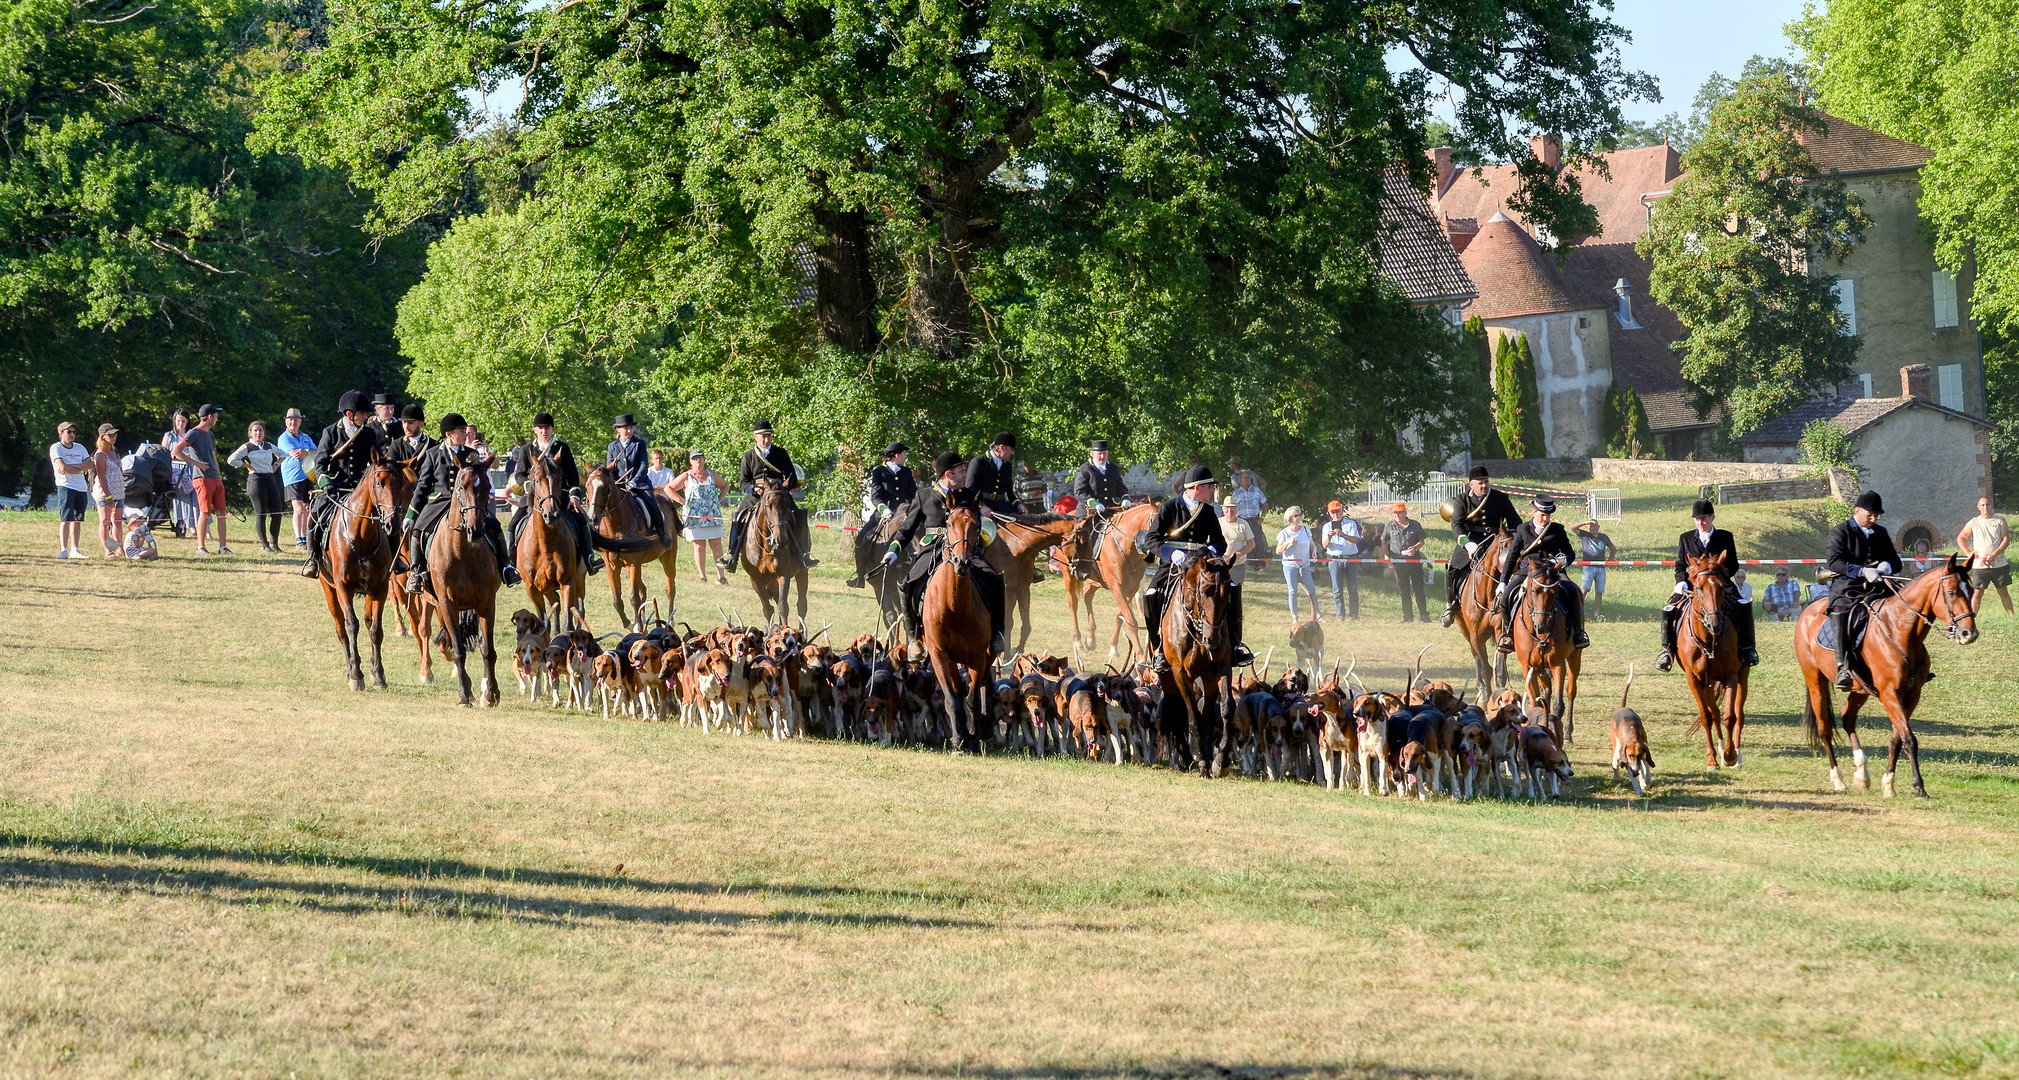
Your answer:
[1834,279,1858,336]
[1933,271,1960,328]
[1939,364,1965,410]
[1858,372,1873,398]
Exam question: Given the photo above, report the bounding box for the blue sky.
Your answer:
[1608,0,1810,123]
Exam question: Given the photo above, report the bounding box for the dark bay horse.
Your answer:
[858,500,913,639]
[1793,556,1978,798]
[986,513,1077,656]
[319,459,402,692]
[423,466,502,707]
[737,480,808,625]
[1510,555,1581,746]
[1056,502,1159,657]
[1675,552,1748,768]
[583,463,679,629]
[923,495,996,754]
[517,451,584,633]
[1160,549,1235,778]
[1454,530,1511,694]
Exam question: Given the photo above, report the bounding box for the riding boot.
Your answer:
[506,504,527,555]
[301,499,326,577]
[486,518,521,587]
[1229,584,1254,667]
[794,505,819,568]
[1564,580,1589,649]
[1831,607,1855,690]
[1736,600,1759,666]
[571,511,603,573]
[1441,562,1463,627]
[976,568,1006,654]
[1656,604,1679,671]
[1495,586,1516,654]
[718,516,746,570]
[1143,587,1168,673]
[902,577,925,641]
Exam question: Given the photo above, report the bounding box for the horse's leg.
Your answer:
[1723,676,1745,767]
[661,550,678,619]
[324,580,364,692]
[607,560,628,628]
[1688,677,1720,769]
[364,592,388,689]
[413,593,435,683]
[479,599,499,707]
[449,604,473,706]
[1841,693,1871,789]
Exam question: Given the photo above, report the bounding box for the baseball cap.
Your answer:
[97,423,119,437]
[197,403,222,417]
[1326,500,1343,512]
[56,421,76,433]
[1390,501,1407,512]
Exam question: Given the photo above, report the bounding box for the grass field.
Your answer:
[4,484,2019,1079]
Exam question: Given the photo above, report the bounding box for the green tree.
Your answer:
[1601,383,1650,458]
[251,0,1654,499]
[1638,68,1870,435]
[1798,417,1859,479]
[1491,333,1542,459]
[1461,316,1504,460]
[1514,334,1546,457]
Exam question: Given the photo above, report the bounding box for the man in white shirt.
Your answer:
[49,421,91,559]
[1957,495,2012,614]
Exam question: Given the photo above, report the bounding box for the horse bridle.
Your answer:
[1173,555,1228,651]
[1687,566,1729,642]
[1888,568,1976,643]
[1520,560,1563,639]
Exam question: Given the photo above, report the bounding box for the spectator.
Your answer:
[1274,505,1321,623]
[1573,519,1616,619]
[49,420,91,559]
[667,449,730,584]
[122,508,158,561]
[1809,567,1830,605]
[277,408,316,550]
[1381,501,1429,623]
[90,423,125,557]
[228,420,287,552]
[163,407,197,537]
[1231,469,1267,552]
[1016,463,1049,511]
[1221,497,1255,587]
[1319,500,1361,620]
[1763,568,1804,621]
[647,449,678,503]
[1907,538,1936,577]
[174,403,230,555]
[1958,495,2013,614]
[1733,567,1754,605]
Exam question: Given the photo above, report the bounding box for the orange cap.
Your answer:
[1391,501,1408,512]
[1326,500,1343,512]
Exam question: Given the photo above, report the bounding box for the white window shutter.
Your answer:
[1858,372,1873,398]
[1939,364,1965,410]
[1933,271,1960,328]
[1834,279,1858,335]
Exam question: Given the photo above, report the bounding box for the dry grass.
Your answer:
[3,492,2018,1079]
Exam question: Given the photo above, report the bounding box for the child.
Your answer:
[122,509,158,561]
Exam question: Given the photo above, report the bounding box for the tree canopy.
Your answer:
[254,0,1652,499]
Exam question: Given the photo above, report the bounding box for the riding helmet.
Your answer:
[439,412,467,435]
[1181,464,1216,489]
[337,390,369,414]
[933,450,965,478]
[883,441,908,458]
[399,404,424,422]
[532,411,555,428]
[1855,490,1885,515]
[991,431,1016,451]
[751,419,774,434]
[1469,465,1490,480]
[1691,498,1716,518]
[613,413,637,428]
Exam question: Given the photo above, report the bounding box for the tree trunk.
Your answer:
[906,210,975,358]
[813,206,878,353]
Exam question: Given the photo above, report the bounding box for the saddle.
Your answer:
[1814,601,1873,655]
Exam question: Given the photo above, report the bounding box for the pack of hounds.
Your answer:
[507,607,1657,802]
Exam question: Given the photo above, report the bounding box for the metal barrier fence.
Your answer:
[1366,472,1462,513]
[1588,487,1622,522]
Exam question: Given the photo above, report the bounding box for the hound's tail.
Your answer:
[1620,664,1635,710]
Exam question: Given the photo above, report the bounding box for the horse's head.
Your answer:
[452,461,487,528]
[1686,552,1729,637]
[755,482,793,552]
[355,461,398,521]
[1519,557,1563,635]
[943,488,984,562]
[583,463,614,522]
[528,451,561,524]
[1933,553,1979,645]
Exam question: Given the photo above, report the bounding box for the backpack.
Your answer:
[122,442,172,500]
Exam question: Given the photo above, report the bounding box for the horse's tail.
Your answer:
[458,610,483,652]
[1804,690,1825,752]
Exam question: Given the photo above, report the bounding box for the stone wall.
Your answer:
[1856,405,1989,541]
[1715,477,1832,504]
[1470,458,1814,485]
[1481,309,1612,457]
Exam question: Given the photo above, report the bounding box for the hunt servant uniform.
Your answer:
[965,434,1022,515]
[303,391,387,576]
[1658,504,1757,669]
[1495,508,1586,652]
[1138,467,1249,670]
[1824,492,1903,689]
[719,421,816,570]
[506,431,598,573]
[891,460,1006,652]
[1442,471,1521,623]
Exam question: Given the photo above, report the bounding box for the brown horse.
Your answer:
[583,462,679,629]
[1453,530,1512,693]
[1794,556,1978,798]
[736,480,808,626]
[517,451,585,633]
[423,466,503,707]
[922,495,996,754]
[1509,555,1582,746]
[1161,551,1236,778]
[986,513,1078,656]
[1056,502,1159,657]
[1675,552,1749,768]
[318,459,402,692]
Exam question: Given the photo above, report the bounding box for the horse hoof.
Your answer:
[1882,773,1896,798]
[1829,767,1846,792]
[418,674,433,685]
[348,679,364,693]
[1853,766,1870,789]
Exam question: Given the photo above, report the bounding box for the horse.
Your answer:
[583,462,680,629]
[735,479,808,626]
[1453,529,1512,694]
[986,513,1078,656]
[921,494,996,754]
[1793,555,1978,798]
[1675,552,1749,768]
[422,465,503,707]
[857,500,914,638]
[317,459,402,692]
[1509,554,1582,746]
[1056,502,1159,657]
[517,450,585,634]
[1160,549,1236,778]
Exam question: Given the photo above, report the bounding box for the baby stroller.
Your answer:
[121,441,176,532]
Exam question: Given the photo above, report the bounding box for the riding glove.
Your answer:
[1876,561,1893,576]
[1860,566,1881,583]
[1672,581,1692,596]
[1465,541,1479,558]
[882,550,898,565]
[1170,550,1189,566]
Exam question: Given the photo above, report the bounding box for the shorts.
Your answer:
[194,476,227,514]
[54,486,88,522]
[1971,563,2011,590]
[1581,565,1607,592]
[286,479,314,504]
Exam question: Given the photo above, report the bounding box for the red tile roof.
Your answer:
[1432,142,1681,248]
[1456,213,1585,319]
[1375,166,1476,306]
[1800,115,1932,176]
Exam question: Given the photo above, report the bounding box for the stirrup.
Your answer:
[990,631,1006,654]
[1741,646,1759,667]
[1572,630,1590,650]
[1656,651,1673,672]
[300,560,319,578]
[1233,643,1255,666]
[845,575,865,589]
[715,554,736,570]
[501,565,521,587]
[1439,607,1456,628]
[1497,636,1514,654]
[1835,666,1855,691]
[1148,650,1169,674]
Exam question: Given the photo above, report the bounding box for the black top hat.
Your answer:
[399,404,424,422]
[990,431,1016,450]
[883,441,908,458]
[613,413,636,428]
[1855,490,1885,515]
[1691,498,1716,518]
[439,413,467,435]
[370,393,396,407]
[1469,465,1490,480]
[1089,438,1110,451]
[338,390,368,414]
[1180,464,1216,488]
[752,419,774,434]
[1531,496,1557,513]
[932,450,965,477]
[532,411,556,428]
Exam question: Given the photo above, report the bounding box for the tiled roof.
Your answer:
[1431,142,1681,248]
[1737,394,1987,445]
[1376,165,1476,306]
[1800,115,1932,176]
[1456,213,1585,318]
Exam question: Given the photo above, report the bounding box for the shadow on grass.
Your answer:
[870,1062,1479,1079]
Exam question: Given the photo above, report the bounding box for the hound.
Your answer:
[627,638,667,720]
[590,653,628,720]
[1522,722,1574,800]
[1611,665,1655,795]
[1352,693,1389,796]
[1289,618,1324,675]
[1397,707,1451,802]
[515,631,549,702]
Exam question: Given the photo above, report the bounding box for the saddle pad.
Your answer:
[1814,602,1872,654]
[1089,518,1110,563]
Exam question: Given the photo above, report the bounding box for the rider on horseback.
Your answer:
[720,419,818,571]
[966,432,1024,514]
[847,441,914,589]
[889,451,1007,654]
[1824,490,1903,691]
[398,413,520,592]
[1140,465,1253,674]
[1441,465,1520,627]
[607,414,672,545]
[1657,499,1759,671]
[383,404,433,467]
[1495,496,1589,653]
[1070,439,1130,514]
[506,411,602,575]
[301,390,387,577]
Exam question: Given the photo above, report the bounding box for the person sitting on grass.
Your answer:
[122,509,158,561]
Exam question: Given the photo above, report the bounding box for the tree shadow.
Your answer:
[861,1062,1480,1079]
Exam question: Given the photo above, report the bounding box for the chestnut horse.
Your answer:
[1160,549,1236,778]
[922,494,996,754]
[1509,555,1582,746]
[423,466,502,707]
[583,462,679,629]
[1453,529,1512,695]
[1675,552,1748,768]
[1056,503,1159,657]
[517,451,585,633]
[1793,556,1978,798]
[318,459,402,692]
[986,513,1078,656]
[736,480,807,625]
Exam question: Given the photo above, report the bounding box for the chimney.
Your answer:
[1529,133,1562,172]
[1901,363,1933,400]
[1612,278,1641,329]
[1430,147,1456,193]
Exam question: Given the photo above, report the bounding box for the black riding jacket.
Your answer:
[738,443,799,498]
[965,452,1019,514]
[1825,519,1903,598]
[1500,519,1575,579]
[606,435,652,490]
[514,437,582,494]
[1070,460,1130,506]
[868,462,916,509]
[1674,528,1739,585]
[385,430,435,466]
[1140,496,1228,561]
[406,442,484,516]
[312,419,385,492]
[1453,488,1521,544]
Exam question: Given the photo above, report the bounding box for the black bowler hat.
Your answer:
[1089,438,1110,451]
[752,419,774,434]
[338,390,368,414]
[1181,464,1216,488]
[883,441,908,458]
[371,393,396,407]
[613,413,636,428]
[1691,498,1716,518]
[1856,490,1885,515]
[532,411,555,428]
[439,412,467,435]
[933,450,965,477]
[399,404,424,422]
[991,431,1016,450]
[1469,465,1490,480]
